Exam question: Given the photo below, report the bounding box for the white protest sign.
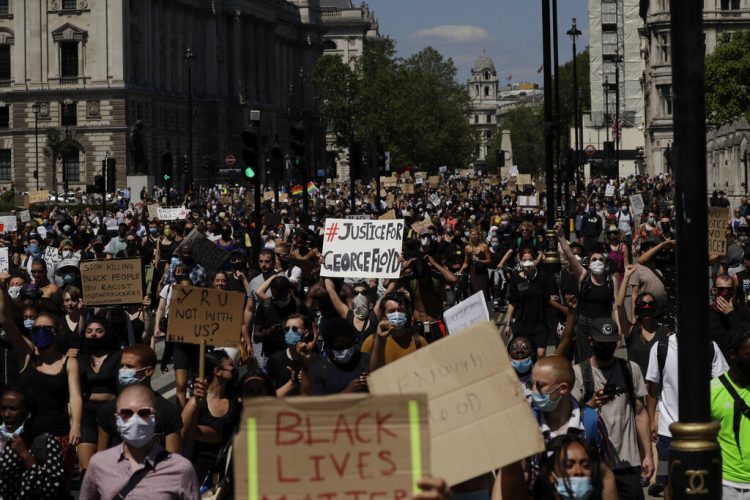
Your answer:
[629,194,645,217]
[415,177,424,185]
[429,194,441,206]
[321,218,405,279]
[510,165,519,177]
[605,184,615,197]
[0,247,8,273]
[19,210,31,223]
[444,291,490,335]
[157,206,188,221]
[0,216,17,233]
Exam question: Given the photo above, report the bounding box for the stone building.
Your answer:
[0,0,324,194]
[468,51,500,166]
[640,0,750,180]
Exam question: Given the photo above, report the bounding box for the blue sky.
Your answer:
[366,0,589,85]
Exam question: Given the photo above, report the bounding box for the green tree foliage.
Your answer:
[705,31,750,126]
[313,38,477,172]
[554,48,591,149]
[497,105,545,177]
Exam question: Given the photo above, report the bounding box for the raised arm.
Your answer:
[617,265,636,337]
[638,239,674,265]
[324,278,350,319]
[556,223,586,281]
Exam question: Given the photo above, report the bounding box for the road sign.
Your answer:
[584,144,596,158]
[225,153,236,166]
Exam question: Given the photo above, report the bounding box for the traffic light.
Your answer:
[106,158,116,192]
[94,175,104,194]
[241,129,259,180]
[269,143,284,181]
[161,151,173,183]
[289,122,305,167]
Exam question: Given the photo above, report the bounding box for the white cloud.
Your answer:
[412,25,491,43]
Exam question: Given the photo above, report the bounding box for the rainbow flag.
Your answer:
[291,185,303,196]
[307,181,319,195]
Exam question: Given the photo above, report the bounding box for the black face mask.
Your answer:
[592,342,617,362]
[86,336,107,352]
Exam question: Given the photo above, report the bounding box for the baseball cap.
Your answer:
[589,318,619,343]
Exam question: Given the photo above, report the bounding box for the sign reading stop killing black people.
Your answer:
[321,218,405,279]
[80,258,144,306]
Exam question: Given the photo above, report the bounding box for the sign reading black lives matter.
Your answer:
[80,258,144,306]
[321,218,405,279]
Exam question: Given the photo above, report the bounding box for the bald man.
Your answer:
[80,385,200,500]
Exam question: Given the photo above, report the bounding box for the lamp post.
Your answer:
[567,18,582,209]
[184,46,194,195]
[604,76,611,174]
[31,102,40,191]
[614,51,621,180]
[552,0,561,208]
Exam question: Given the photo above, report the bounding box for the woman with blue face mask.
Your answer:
[265,313,312,397]
[365,292,427,372]
[507,337,536,403]
[532,434,616,499]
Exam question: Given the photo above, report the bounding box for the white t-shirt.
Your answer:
[645,335,728,437]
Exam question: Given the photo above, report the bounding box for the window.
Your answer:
[0,106,8,128]
[484,71,490,80]
[0,1,8,15]
[484,86,490,97]
[62,150,79,183]
[603,61,616,82]
[0,45,9,80]
[485,130,492,139]
[721,0,741,9]
[62,0,77,9]
[658,85,673,116]
[602,32,618,56]
[602,1,617,24]
[61,101,77,126]
[486,113,492,124]
[60,41,78,78]
[0,149,10,181]
[659,32,670,63]
[474,114,479,124]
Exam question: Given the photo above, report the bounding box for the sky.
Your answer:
[366,0,589,85]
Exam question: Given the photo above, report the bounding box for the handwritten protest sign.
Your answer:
[176,229,229,276]
[19,210,31,223]
[321,219,405,279]
[28,190,48,205]
[167,285,245,347]
[444,291,489,334]
[381,177,398,188]
[369,322,545,486]
[517,173,532,185]
[708,206,730,255]
[0,247,8,273]
[429,194,441,206]
[629,194,644,217]
[14,195,28,209]
[233,394,429,500]
[605,184,615,197]
[147,204,160,220]
[379,210,396,220]
[0,216,17,233]
[80,258,144,306]
[401,184,414,194]
[157,206,187,221]
[428,175,440,186]
[411,221,432,235]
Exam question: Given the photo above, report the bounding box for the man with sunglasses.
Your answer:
[81,384,199,499]
[709,274,750,357]
[96,344,182,454]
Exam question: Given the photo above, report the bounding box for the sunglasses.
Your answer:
[116,407,155,420]
[285,325,301,333]
[589,257,604,262]
[352,290,368,296]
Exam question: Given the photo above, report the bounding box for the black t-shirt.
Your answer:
[189,399,239,480]
[626,324,668,378]
[266,349,301,395]
[97,389,182,447]
[79,350,122,397]
[507,270,552,332]
[311,351,370,395]
[579,279,613,319]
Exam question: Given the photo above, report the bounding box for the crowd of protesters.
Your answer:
[0,170,746,499]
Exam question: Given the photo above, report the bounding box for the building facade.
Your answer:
[640,0,750,191]
[0,0,324,194]
[583,0,645,178]
[468,52,500,166]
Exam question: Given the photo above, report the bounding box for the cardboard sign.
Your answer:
[346,214,373,220]
[157,206,187,221]
[368,322,546,486]
[444,291,490,335]
[167,285,245,347]
[233,394,430,500]
[459,168,473,177]
[517,174,532,186]
[629,194,645,217]
[402,184,414,194]
[321,218,405,279]
[379,210,397,220]
[28,190,49,205]
[708,206,730,255]
[386,193,395,207]
[0,247,8,273]
[0,216,17,233]
[147,204,160,220]
[486,176,498,186]
[605,184,615,197]
[14,195,28,209]
[428,175,440,186]
[175,230,229,276]
[19,210,31,223]
[79,258,144,306]
[411,221,433,235]
[381,177,398,188]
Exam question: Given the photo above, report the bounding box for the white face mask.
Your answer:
[352,294,369,319]
[7,286,20,300]
[115,413,156,448]
[521,259,535,273]
[589,260,606,275]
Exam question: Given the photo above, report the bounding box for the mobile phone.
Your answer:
[603,383,618,396]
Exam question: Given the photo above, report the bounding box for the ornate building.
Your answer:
[0,0,324,193]
[468,51,500,166]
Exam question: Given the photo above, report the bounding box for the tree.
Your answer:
[705,31,750,126]
[312,54,358,148]
[554,48,591,149]
[497,105,545,177]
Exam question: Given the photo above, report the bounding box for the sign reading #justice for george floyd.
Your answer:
[321,219,405,279]
[233,394,430,500]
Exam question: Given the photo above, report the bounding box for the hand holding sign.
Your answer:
[167,285,245,347]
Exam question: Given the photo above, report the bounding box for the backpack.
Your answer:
[515,236,539,252]
[579,357,636,411]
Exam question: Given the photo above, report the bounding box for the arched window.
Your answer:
[484,71,490,80]
[323,40,337,50]
[63,149,80,183]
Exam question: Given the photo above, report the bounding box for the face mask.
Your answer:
[8,286,21,299]
[86,336,107,351]
[23,319,35,330]
[331,346,356,364]
[636,301,656,318]
[511,357,533,374]
[592,342,617,362]
[648,217,656,225]
[521,259,535,272]
[148,227,157,235]
[386,311,407,329]
[0,422,24,441]
[661,223,670,232]
[491,242,500,250]
[555,476,594,499]
[621,206,628,212]
[531,385,561,412]
[115,413,156,448]
[352,294,369,319]
[574,255,583,262]
[118,367,146,387]
[421,237,431,247]
[62,272,77,285]
[464,231,470,238]
[62,251,73,259]
[588,208,596,216]
[28,244,42,258]
[284,328,302,347]
[31,326,55,350]
[589,260,605,275]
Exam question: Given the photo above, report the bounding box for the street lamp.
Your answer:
[567,18,582,204]
[603,76,611,175]
[31,102,40,191]
[184,46,194,195]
